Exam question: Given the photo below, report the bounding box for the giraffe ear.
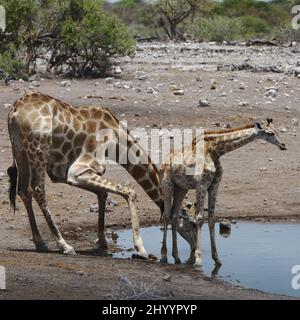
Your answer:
[254,122,262,130]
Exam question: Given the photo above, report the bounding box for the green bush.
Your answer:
[189,14,272,42]
[0,0,135,77]
[58,1,135,77]
[0,51,24,76]
[235,15,271,40]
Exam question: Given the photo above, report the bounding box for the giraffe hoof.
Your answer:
[132,253,148,260]
[35,242,48,252]
[193,260,203,268]
[160,257,168,264]
[174,258,182,265]
[63,246,76,255]
[148,253,158,261]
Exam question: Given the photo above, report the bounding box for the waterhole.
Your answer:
[110,222,300,298]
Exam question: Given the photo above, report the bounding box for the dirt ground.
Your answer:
[0,42,299,300]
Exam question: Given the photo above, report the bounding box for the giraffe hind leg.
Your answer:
[11,150,48,252]
[30,167,76,255]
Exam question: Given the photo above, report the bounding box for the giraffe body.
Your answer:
[160,122,287,266]
[7,92,164,257]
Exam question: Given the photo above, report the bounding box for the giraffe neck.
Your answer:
[205,126,258,157]
[97,121,164,212]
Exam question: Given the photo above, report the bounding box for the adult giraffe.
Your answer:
[7,91,167,258]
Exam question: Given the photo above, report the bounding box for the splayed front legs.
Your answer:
[67,162,148,259]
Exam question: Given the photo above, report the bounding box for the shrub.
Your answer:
[235,15,271,40]
[0,0,135,77]
[189,14,272,42]
[188,15,241,42]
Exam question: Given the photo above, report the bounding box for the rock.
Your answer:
[114,66,122,77]
[60,80,71,87]
[173,89,184,96]
[213,122,221,127]
[107,198,119,207]
[146,87,155,94]
[30,81,40,87]
[265,88,277,98]
[198,99,210,107]
[219,219,231,238]
[259,167,268,172]
[280,127,287,133]
[137,74,147,81]
[293,67,300,76]
[162,274,172,282]
[105,77,115,84]
[238,101,249,107]
[292,118,298,126]
[89,203,98,213]
[220,92,227,97]
[3,103,12,109]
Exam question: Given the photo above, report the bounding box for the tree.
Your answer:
[153,0,211,40]
[0,0,135,77]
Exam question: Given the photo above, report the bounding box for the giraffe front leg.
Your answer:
[160,197,172,264]
[67,163,148,259]
[208,181,222,266]
[95,192,109,255]
[170,186,188,264]
[193,187,207,267]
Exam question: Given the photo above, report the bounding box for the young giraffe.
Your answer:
[7,91,167,258]
[160,119,287,266]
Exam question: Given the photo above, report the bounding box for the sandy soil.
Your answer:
[0,42,299,300]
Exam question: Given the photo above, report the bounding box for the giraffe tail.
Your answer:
[7,162,18,212]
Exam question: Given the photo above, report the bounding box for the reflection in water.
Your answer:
[112,222,300,298]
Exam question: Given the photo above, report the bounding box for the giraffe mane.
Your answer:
[204,124,255,136]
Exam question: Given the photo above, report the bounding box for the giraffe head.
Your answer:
[254,119,287,151]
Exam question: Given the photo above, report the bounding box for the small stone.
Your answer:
[280,127,287,133]
[198,99,210,107]
[293,67,300,76]
[114,66,122,77]
[105,77,115,84]
[265,88,277,98]
[292,118,298,126]
[213,122,221,127]
[163,274,172,282]
[3,103,12,109]
[238,101,249,107]
[146,87,154,94]
[219,219,231,238]
[89,203,98,213]
[259,167,268,172]
[173,89,184,96]
[60,80,71,87]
